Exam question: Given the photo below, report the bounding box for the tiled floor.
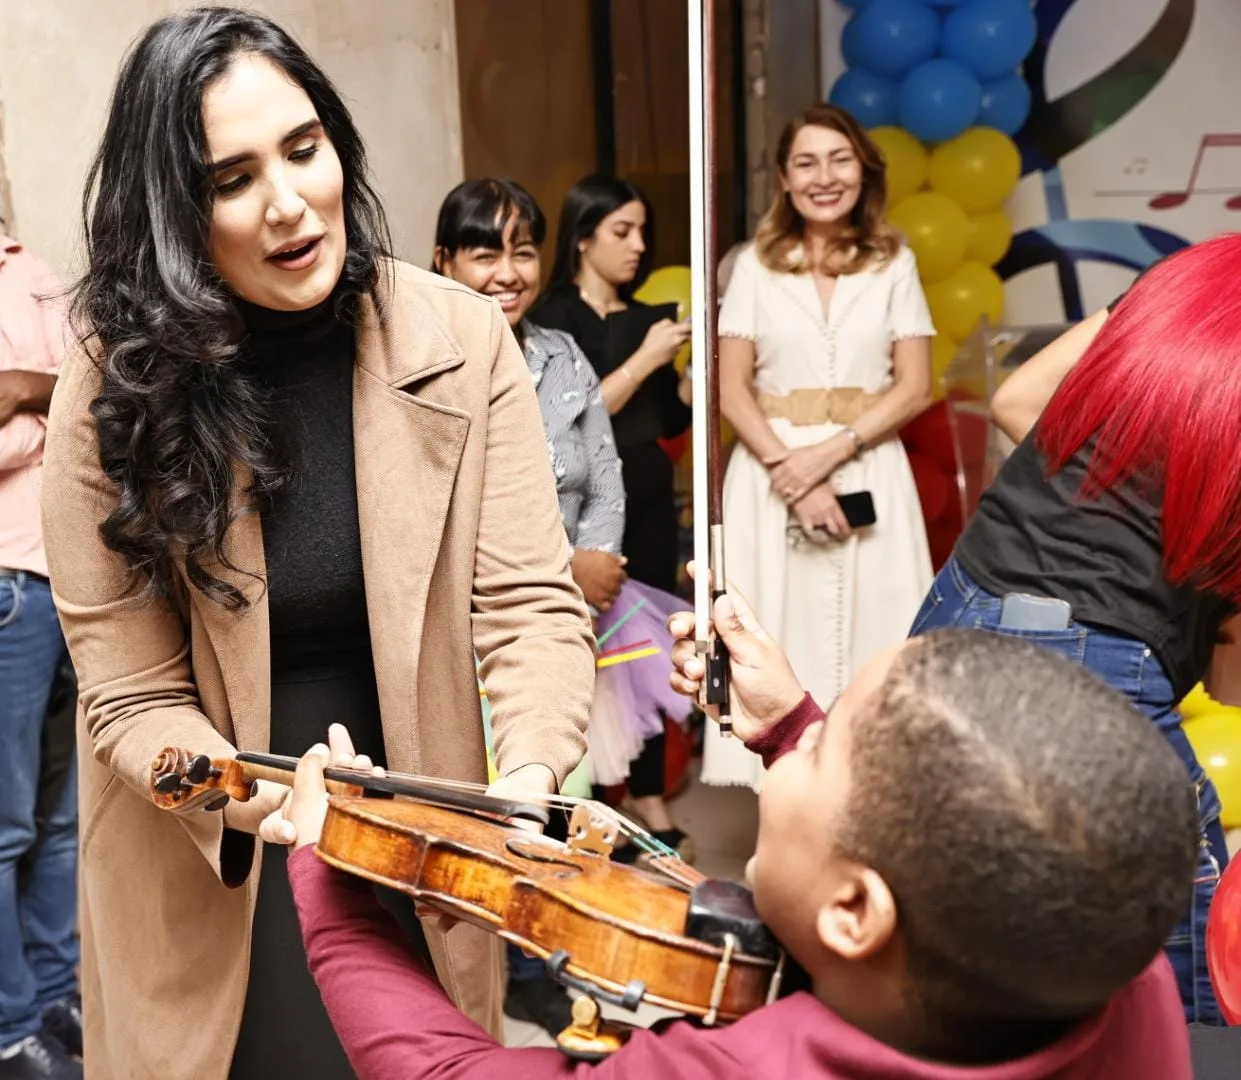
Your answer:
[502,764,759,1048]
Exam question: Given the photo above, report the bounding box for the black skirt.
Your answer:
[228,670,429,1080]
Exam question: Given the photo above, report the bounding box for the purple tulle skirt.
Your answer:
[588,578,694,786]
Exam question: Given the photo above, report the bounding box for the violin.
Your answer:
[150,748,787,1049]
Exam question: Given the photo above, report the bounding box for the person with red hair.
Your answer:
[907,233,1241,1026]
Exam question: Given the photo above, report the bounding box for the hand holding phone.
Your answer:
[786,489,877,546]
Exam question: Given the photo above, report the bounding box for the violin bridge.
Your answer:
[565,804,618,857]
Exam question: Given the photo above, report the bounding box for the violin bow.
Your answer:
[688,0,732,735]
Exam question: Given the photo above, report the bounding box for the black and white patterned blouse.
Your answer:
[521,320,626,554]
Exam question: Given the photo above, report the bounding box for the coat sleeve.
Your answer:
[40,346,250,885]
[471,304,595,789]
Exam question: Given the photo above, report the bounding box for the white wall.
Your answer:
[0,0,463,277]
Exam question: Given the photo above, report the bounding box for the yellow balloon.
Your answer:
[636,265,691,319]
[966,209,1014,267]
[1181,683,1220,721]
[871,126,929,207]
[635,265,692,372]
[928,128,1022,214]
[888,192,970,284]
[1184,711,1241,829]
[925,261,1006,342]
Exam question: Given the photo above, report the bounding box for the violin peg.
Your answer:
[152,772,185,795]
[186,754,215,784]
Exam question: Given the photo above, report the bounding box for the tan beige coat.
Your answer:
[40,263,595,1080]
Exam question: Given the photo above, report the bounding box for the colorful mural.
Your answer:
[1000,0,1197,318]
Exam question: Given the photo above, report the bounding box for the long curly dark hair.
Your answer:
[74,7,391,610]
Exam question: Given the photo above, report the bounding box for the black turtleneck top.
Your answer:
[228,293,391,1079]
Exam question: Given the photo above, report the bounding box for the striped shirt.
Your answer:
[520,320,625,554]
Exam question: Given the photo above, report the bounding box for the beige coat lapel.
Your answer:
[186,465,271,752]
[352,285,470,775]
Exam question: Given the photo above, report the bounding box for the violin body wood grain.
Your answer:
[315,796,781,1022]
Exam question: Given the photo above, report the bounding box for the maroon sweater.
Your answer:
[287,696,1192,1080]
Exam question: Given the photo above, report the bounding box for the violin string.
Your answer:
[329,764,684,868]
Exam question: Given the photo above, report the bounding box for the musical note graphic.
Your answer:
[1149,134,1241,210]
[1095,134,1241,211]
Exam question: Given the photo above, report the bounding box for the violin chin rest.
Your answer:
[685,879,781,960]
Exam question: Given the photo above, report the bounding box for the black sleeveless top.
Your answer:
[955,433,1234,699]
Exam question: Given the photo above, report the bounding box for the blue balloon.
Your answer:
[922,0,969,6]
[845,0,941,78]
[829,68,901,128]
[898,59,982,142]
[842,16,865,66]
[942,0,1039,80]
[978,72,1032,136]
[836,0,873,9]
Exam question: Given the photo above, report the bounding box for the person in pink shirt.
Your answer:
[265,587,1195,1080]
[0,233,80,1080]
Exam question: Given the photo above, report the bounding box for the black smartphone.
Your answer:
[837,490,877,529]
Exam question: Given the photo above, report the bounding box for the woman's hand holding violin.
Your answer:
[258,724,382,850]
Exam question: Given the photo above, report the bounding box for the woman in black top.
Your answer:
[908,236,1241,1026]
[531,176,693,851]
[532,176,692,593]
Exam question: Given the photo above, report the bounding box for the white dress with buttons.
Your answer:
[700,243,934,790]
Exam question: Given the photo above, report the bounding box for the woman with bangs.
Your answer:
[700,103,935,792]
[907,235,1241,1026]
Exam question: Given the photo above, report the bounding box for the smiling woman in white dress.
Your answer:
[701,103,935,790]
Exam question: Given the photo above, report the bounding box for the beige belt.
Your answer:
[756,387,881,427]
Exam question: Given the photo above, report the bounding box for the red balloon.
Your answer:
[659,433,690,464]
[906,451,951,523]
[1208,856,1241,1023]
[952,409,990,467]
[902,402,961,475]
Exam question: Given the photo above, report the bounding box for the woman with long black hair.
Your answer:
[39,10,593,1079]
[531,177,693,855]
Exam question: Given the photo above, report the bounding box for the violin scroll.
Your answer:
[151,748,257,812]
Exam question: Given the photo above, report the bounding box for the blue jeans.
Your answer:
[0,572,78,1045]
[909,556,1227,1025]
